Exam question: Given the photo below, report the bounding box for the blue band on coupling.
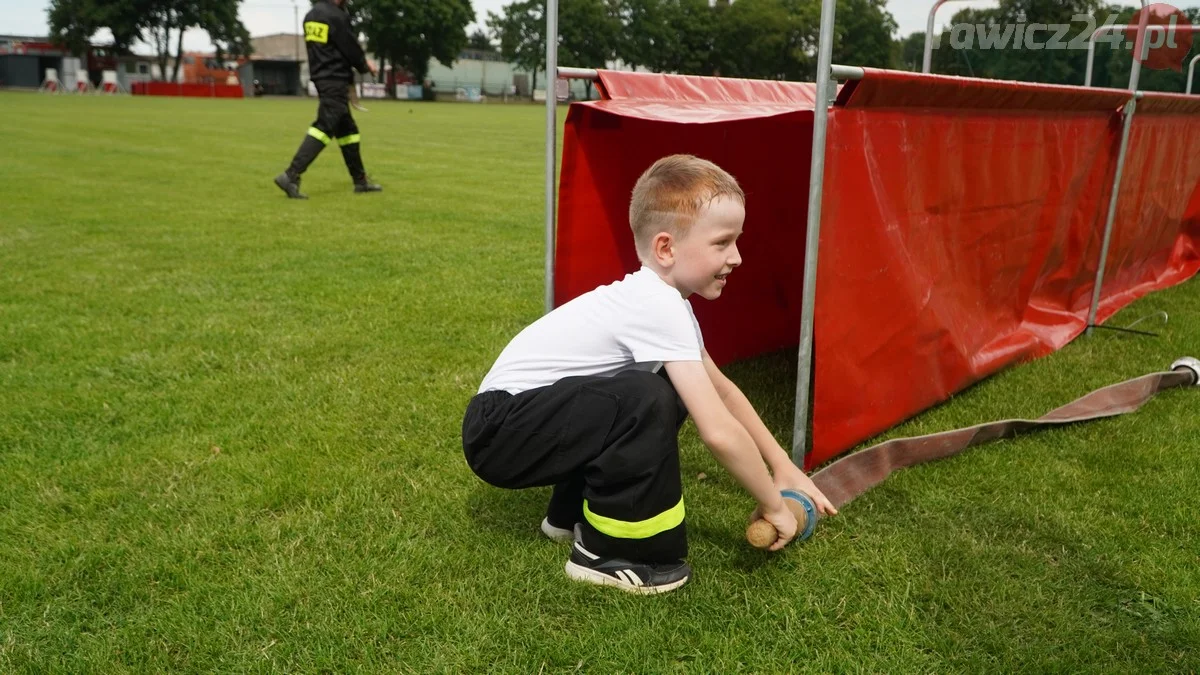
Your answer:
[780,489,819,542]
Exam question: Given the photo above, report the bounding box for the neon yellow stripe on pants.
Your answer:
[307,127,332,145]
[336,134,361,146]
[583,498,685,539]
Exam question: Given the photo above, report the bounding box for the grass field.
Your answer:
[1,91,1198,672]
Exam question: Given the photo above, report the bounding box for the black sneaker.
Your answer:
[274,173,307,199]
[565,537,691,594]
[353,178,382,193]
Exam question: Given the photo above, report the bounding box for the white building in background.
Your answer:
[250,33,309,84]
[424,47,534,98]
[249,34,571,100]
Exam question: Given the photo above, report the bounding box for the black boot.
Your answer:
[354,176,383,193]
[274,172,308,199]
[340,142,381,193]
[277,133,327,198]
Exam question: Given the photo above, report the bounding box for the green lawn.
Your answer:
[1,91,1198,672]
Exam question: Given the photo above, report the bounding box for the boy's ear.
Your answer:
[651,231,674,267]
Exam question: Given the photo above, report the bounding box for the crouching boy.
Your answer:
[461,154,836,594]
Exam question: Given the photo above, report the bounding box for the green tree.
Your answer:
[49,0,249,81]
[714,0,811,80]
[48,0,155,56]
[652,0,719,75]
[918,0,1169,86]
[467,29,495,51]
[1094,5,1200,91]
[611,0,672,72]
[488,0,546,95]
[201,0,252,62]
[489,0,620,98]
[560,0,620,96]
[927,7,1000,77]
[711,0,896,80]
[355,0,473,94]
[894,31,925,71]
[832,0,898,69]
[48,0,104,56]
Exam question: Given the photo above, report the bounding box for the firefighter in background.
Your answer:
[275,0,381,199]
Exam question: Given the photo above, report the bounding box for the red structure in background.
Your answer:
[131,81,243,98]
[555,69,1200,469]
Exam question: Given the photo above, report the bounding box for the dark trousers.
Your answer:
[462,370,689,563]
[286,79,366,181]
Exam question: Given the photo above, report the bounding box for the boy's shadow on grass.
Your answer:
[465,484,555,542]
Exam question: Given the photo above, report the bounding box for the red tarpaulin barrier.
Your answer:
[813,70,1127,464]
[131,81,243,98]
[1091,92,1200,320]
[554,69,1200,470]
[556,72,819,365]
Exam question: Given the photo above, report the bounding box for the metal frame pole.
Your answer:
[557,67,599,80]
[1082,1,1149,87]
[1188,54,1200,94]
[922,0,975,73]
[1085,24,1158,87]
[1084,13,1195,329]
[1085,23,1200,87]
[830,65,866,80]
[1083,8,1196,331]
[1085,94,1140,333]
[791,0,840,463]
[544,0,559,314]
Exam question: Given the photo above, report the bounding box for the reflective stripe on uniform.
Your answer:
[307,127,332,145]
[336,134,361,146]
[583,498,685,540]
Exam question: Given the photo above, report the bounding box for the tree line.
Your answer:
[487,0,1199,92]
[45,0,474,91]
[486,0,895,94]
[48,0,251,82]
[48,0,1200,95]
[913,0,1200,91]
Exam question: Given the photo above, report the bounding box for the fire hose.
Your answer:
[746,357,1200,548]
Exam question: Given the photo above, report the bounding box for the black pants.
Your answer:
[286,79,365,181]
[462,370,689,563]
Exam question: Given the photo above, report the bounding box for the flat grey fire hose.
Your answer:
[747,358,1199,547]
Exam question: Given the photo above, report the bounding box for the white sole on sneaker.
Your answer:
[540,517,574,543]
[564,560,689,595]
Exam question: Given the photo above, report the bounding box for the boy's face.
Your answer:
[663,196,744,300]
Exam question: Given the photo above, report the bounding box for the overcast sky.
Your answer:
[3,0,1193,55]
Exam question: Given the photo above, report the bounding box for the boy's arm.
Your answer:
[664,360,799,550]
[701,349,838,516]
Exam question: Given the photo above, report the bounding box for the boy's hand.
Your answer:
[773,463,839,516]
[750,500,799,551]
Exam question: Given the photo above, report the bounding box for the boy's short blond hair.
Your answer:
[629,154,744,260]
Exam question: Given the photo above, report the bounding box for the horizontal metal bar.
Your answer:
[556,67,598,81]
[830,64,865,80]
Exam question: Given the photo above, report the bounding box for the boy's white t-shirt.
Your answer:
[479,267,705,395]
